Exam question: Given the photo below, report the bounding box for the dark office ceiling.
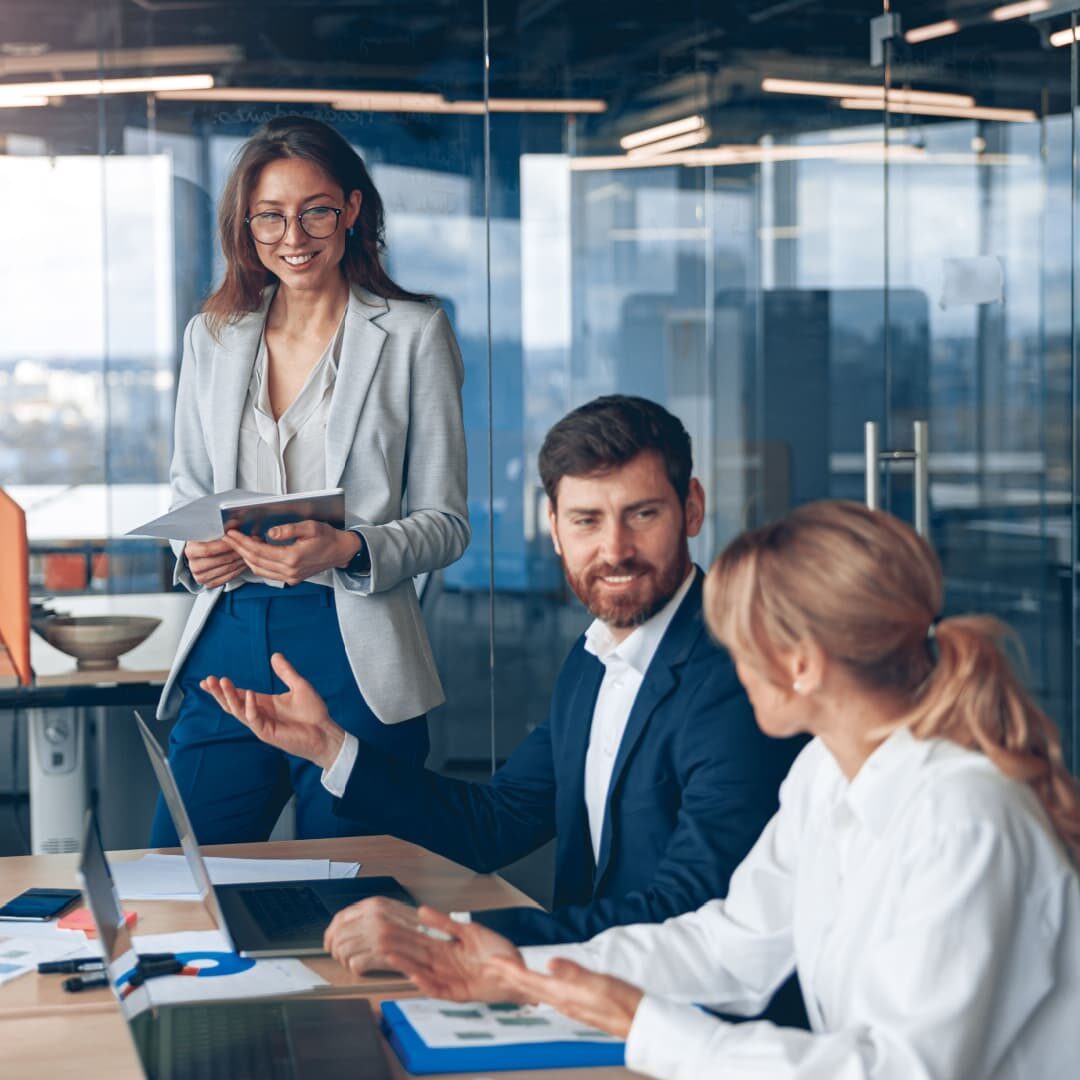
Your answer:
[0,1,1074,148]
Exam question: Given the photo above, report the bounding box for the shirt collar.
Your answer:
[840,726,937,835]
[583,568,696,675]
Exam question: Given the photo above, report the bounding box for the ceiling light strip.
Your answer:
[0,73,213,103]
[619,114,705,150]
[840,98,1037,122]
[761,77,974,107]
[990,1,1050,21]
[904,19,962,44]
[625,127,710,158]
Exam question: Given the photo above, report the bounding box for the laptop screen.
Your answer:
[77,810,154,1024]
[134,710,235,949]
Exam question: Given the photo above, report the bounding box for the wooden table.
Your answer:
[0,835,635,1080]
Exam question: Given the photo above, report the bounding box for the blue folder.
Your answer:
[380,999,626,1074]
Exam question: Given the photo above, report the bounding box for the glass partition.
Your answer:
[1,1,1077,860]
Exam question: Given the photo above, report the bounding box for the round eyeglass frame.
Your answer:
[244,206,344,245]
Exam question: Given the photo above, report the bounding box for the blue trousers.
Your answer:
[149,582,429,845]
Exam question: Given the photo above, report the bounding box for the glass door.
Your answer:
[882,3,1078,768]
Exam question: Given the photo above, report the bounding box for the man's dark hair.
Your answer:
[539,395,693,506]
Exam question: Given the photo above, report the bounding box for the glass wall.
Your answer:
[1,1,1077,861]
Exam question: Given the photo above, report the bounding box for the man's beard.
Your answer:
[563,544,691,630]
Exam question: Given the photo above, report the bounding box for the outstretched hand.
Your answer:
[487,956,645,1039]
[201,652,346,770]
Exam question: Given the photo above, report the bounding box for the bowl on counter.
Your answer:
[32,614,162,670]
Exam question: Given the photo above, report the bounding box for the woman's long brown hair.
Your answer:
[203,115,428,334]
[706,499,1080,858]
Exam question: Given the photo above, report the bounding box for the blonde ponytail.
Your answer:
[707,500,1080,859]
[901,614,1080,856]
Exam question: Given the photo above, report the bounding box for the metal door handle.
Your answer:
[863,420,930,539]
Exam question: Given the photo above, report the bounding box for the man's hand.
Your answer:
[183,537,247,588]
[326,903,528,1002]
[487,956,645,1039]
[201,653,346,770]
[322,897,427,975]
[223,522,361,586]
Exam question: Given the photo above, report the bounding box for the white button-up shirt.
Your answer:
[525,729,1080,1079]
[232,317,344,590]
[581,569,695,861]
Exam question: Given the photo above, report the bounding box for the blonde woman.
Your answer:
[371,501,1080,1079]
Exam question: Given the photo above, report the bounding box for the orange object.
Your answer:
[0,487,31,686]
[44,552,88,592]
[59,907,137,937]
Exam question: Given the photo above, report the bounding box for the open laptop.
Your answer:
[77,809,393,1080]
[134,710,414,958]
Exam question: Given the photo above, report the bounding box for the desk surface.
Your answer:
[0,836,634,1080]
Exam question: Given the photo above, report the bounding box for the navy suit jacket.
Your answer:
[334,570,801,946]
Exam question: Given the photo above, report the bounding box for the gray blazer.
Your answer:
[156,285,470,724]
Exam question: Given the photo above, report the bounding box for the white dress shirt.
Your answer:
[232,317,344,590]
[580,569,695,861]
[523,729,1080,1079]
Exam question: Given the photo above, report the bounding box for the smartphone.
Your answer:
[0,887,82,922]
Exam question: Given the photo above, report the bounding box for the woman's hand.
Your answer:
[183,538,247,588]
[368,906,531,1003]
[488,956,645,1039]
[223,521,361,586]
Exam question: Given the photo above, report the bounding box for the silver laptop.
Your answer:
[77,809,392,1080]
[134,710,414,958]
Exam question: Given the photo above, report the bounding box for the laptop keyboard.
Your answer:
[241,885,332,941]
[148,1002,294,1080]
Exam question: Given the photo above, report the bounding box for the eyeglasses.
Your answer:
[245,205,343,245]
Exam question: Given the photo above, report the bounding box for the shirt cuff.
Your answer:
[321,732,359,798]
[625,995,726,1080]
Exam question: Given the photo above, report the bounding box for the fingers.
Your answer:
[269,652,311,694]
[417,906,462,939]
[266,521,320,542]
[185,538,234,558]
[188,549,246,587]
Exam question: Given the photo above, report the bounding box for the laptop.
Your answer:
[77,809,393,1080]
[134,710,415,958]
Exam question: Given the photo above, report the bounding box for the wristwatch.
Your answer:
[344,532,371,575]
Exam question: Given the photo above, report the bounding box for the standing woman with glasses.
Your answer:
[151,115,468,845]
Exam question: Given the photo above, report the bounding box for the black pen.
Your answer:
[38,957,105,974]
[62,971,110,992]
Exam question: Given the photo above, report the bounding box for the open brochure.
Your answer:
[125,488,344,543]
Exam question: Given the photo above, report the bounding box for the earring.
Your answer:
[792,679,804,694]
[346,225,356,238]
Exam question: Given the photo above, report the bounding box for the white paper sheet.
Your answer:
[124,489,259,541]
[0,931,87,986]
[394,997,624,1049]
[111,854,361,900]
[122,930,327,1005]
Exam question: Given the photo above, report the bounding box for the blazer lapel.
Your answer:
[593,572,705,884]
[325,288,389,488]
[209,293,271,490]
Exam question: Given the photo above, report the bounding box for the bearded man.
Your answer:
[202,396,801,958]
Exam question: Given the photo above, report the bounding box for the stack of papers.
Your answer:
[111,854,362,901]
